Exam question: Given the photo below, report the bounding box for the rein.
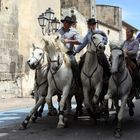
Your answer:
[82,37,101,90]
[32,52,45,69]
[48,55,63,75]
[32,50,48,90]
[35,67,48,90]
[48,55,63,93]
[82,63,98,89]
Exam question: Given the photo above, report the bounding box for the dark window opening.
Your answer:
[107,30,110,35]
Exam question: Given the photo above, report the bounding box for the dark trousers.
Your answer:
[66,51,82,87]
[97,52,111,78]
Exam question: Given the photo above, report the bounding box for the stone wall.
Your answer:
[0,0,19,98]
[0,0,60,98]
[96,5,122,31]
[18,0,60,97]
[61,0,96,18]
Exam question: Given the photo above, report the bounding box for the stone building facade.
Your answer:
[0,0,60,98]
[0,0,139,98]
[61,0,96,18]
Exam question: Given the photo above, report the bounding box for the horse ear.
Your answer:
[32,43,36,50]
[109,41,119,50]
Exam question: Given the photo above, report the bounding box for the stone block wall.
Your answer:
[96,5,122,31]
[0,0,60,98]
[61,0,96,18]
[0,0,19,98]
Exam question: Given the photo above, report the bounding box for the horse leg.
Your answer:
[93,82,102,104]
[57,86,70,128]
[83,87,92,112]
[114,95,128,138]
[38,101,45,117]
[47,99,57,116]
[65,93,72,115]
[45,87,55,116]
[127,89,135,116]
[31,95,42,122]
[83,87,96,122]
[73,88,84,120]
[19,97,45,130]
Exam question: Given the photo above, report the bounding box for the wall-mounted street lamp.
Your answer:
[38,7,60,35]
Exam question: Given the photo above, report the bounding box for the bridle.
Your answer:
[48,54,63,75]
[48,54,63,93]
[111,47,128,86]
[87,34,104,55]
[31,49,45,70]
[82,34,104,89]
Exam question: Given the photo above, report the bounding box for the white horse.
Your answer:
[42,33,83,128]
[81,33,106,120]
[19,44,57,130]
[104,45,132,138]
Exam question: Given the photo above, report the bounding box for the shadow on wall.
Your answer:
[25,61,30,75]
[10,61,16,80]
[17,55,23,73]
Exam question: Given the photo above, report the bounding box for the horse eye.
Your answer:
[92,36,96,39]
[39,53,42,55]
[119,54,122,58]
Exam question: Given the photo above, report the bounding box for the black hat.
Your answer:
[87,18,97,24]
[61,16,74,23]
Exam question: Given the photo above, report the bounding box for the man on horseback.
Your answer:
[122,27,140,99]
[57,16,82,87]
[74,18,110,81]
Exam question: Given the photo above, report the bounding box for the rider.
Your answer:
[57,16,82,87]
[136,33,140,65]
[74,18,110,80]
[122,27,140,99]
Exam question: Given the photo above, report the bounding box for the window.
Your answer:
[107,30,110,35]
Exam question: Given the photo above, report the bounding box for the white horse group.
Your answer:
[20,32,135,138]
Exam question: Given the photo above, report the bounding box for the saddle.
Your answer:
[125,57,140,99]
[125,57,137,75]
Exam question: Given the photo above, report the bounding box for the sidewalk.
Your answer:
[0,97,35,112]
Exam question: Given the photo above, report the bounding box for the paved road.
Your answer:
[0,99,140,140]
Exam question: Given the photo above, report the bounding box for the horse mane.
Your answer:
[109,41,122,51]
[42,33,71,66]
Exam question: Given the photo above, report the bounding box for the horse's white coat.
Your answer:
[105,47,132,136]
[81,34,105,112]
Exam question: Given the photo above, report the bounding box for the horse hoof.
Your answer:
[57,123,65,128]
[19,124,27,130]
[48,111,57,116]
[114,129,121,138]
[31,118,37,123]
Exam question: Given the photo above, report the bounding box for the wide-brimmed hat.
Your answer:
[87,18,97,24]
[61,16,74,23]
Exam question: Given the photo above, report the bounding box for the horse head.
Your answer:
[27,44,45,70]
[42,33,70,73]
[110,43,124,74]
[90,33,106,52]
[42,32,68,55]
